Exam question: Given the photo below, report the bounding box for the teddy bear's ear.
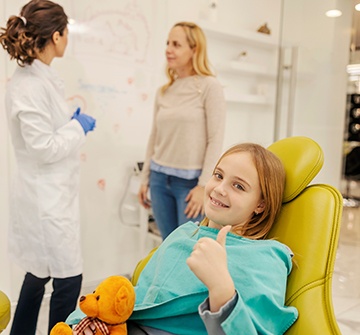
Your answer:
[115,283,136,318]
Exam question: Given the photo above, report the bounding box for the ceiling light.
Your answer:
[347,64,360,75]
[325,9,342,17]
[355,3,360,11]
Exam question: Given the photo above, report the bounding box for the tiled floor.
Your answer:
[4,185,360,335]
[332,196,360,335]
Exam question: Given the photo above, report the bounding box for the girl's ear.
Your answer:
[256,200,266,214]
[52,31,60,44]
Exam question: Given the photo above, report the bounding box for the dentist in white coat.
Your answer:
[0,1,96,334]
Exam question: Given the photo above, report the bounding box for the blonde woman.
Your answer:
[138,22,226,239]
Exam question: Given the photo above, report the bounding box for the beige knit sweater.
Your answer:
[141,75,226,186]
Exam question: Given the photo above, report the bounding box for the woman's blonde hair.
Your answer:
[202,143,286,240]
[161,21,213,93]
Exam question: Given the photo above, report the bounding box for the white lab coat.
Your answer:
[5,59,86,278]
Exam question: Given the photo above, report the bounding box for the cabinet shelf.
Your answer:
[217,61,277,79]
[200,21,278,49]
[224,92,273,105]
[200,20,278,109]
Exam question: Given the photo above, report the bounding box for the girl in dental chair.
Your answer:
[72,143,298,335]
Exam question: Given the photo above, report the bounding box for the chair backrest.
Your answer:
[267,136,342,334]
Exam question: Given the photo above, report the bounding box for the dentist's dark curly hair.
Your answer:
[0,0,68,66]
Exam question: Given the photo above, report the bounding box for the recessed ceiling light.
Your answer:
[325,9,342,17]
[355,3,360,11]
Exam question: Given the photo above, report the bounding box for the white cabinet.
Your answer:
[201,21,278,48]
[201,21,279,107]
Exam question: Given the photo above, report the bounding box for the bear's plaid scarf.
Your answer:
[73,317,109,335]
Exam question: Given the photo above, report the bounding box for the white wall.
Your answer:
[0,0,352,309]
[278,0,352,186]
[0,0,12,300]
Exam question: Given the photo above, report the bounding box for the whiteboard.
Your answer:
[3,0,168,283]
[57,0,168,279]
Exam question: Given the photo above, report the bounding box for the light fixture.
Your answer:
[347,64,360,75]
[355,3,360,11]
[67,19,88,34]
[325,9,342,17]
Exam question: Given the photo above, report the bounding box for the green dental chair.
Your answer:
[267,136,342,334]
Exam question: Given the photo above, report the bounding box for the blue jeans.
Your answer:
[150,170,204,239]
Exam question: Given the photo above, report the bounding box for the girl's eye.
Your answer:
[234,183,244,191]
[214,172,222,179]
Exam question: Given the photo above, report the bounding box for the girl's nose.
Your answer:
[214,183,227,196]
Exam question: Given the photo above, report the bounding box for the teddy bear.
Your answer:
[50,275,135,335]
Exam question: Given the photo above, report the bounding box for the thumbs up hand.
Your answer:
[186,225,235,312]
[216,224,231,248]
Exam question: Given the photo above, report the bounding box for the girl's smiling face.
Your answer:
[204,152,265,231]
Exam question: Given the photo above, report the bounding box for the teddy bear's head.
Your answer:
[79,275,135,325]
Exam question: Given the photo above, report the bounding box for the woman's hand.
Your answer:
[186,225,235,312]
[184,185,205,218]
[138,184,151,209]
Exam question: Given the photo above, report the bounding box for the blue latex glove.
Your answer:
[72,107,96,134]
